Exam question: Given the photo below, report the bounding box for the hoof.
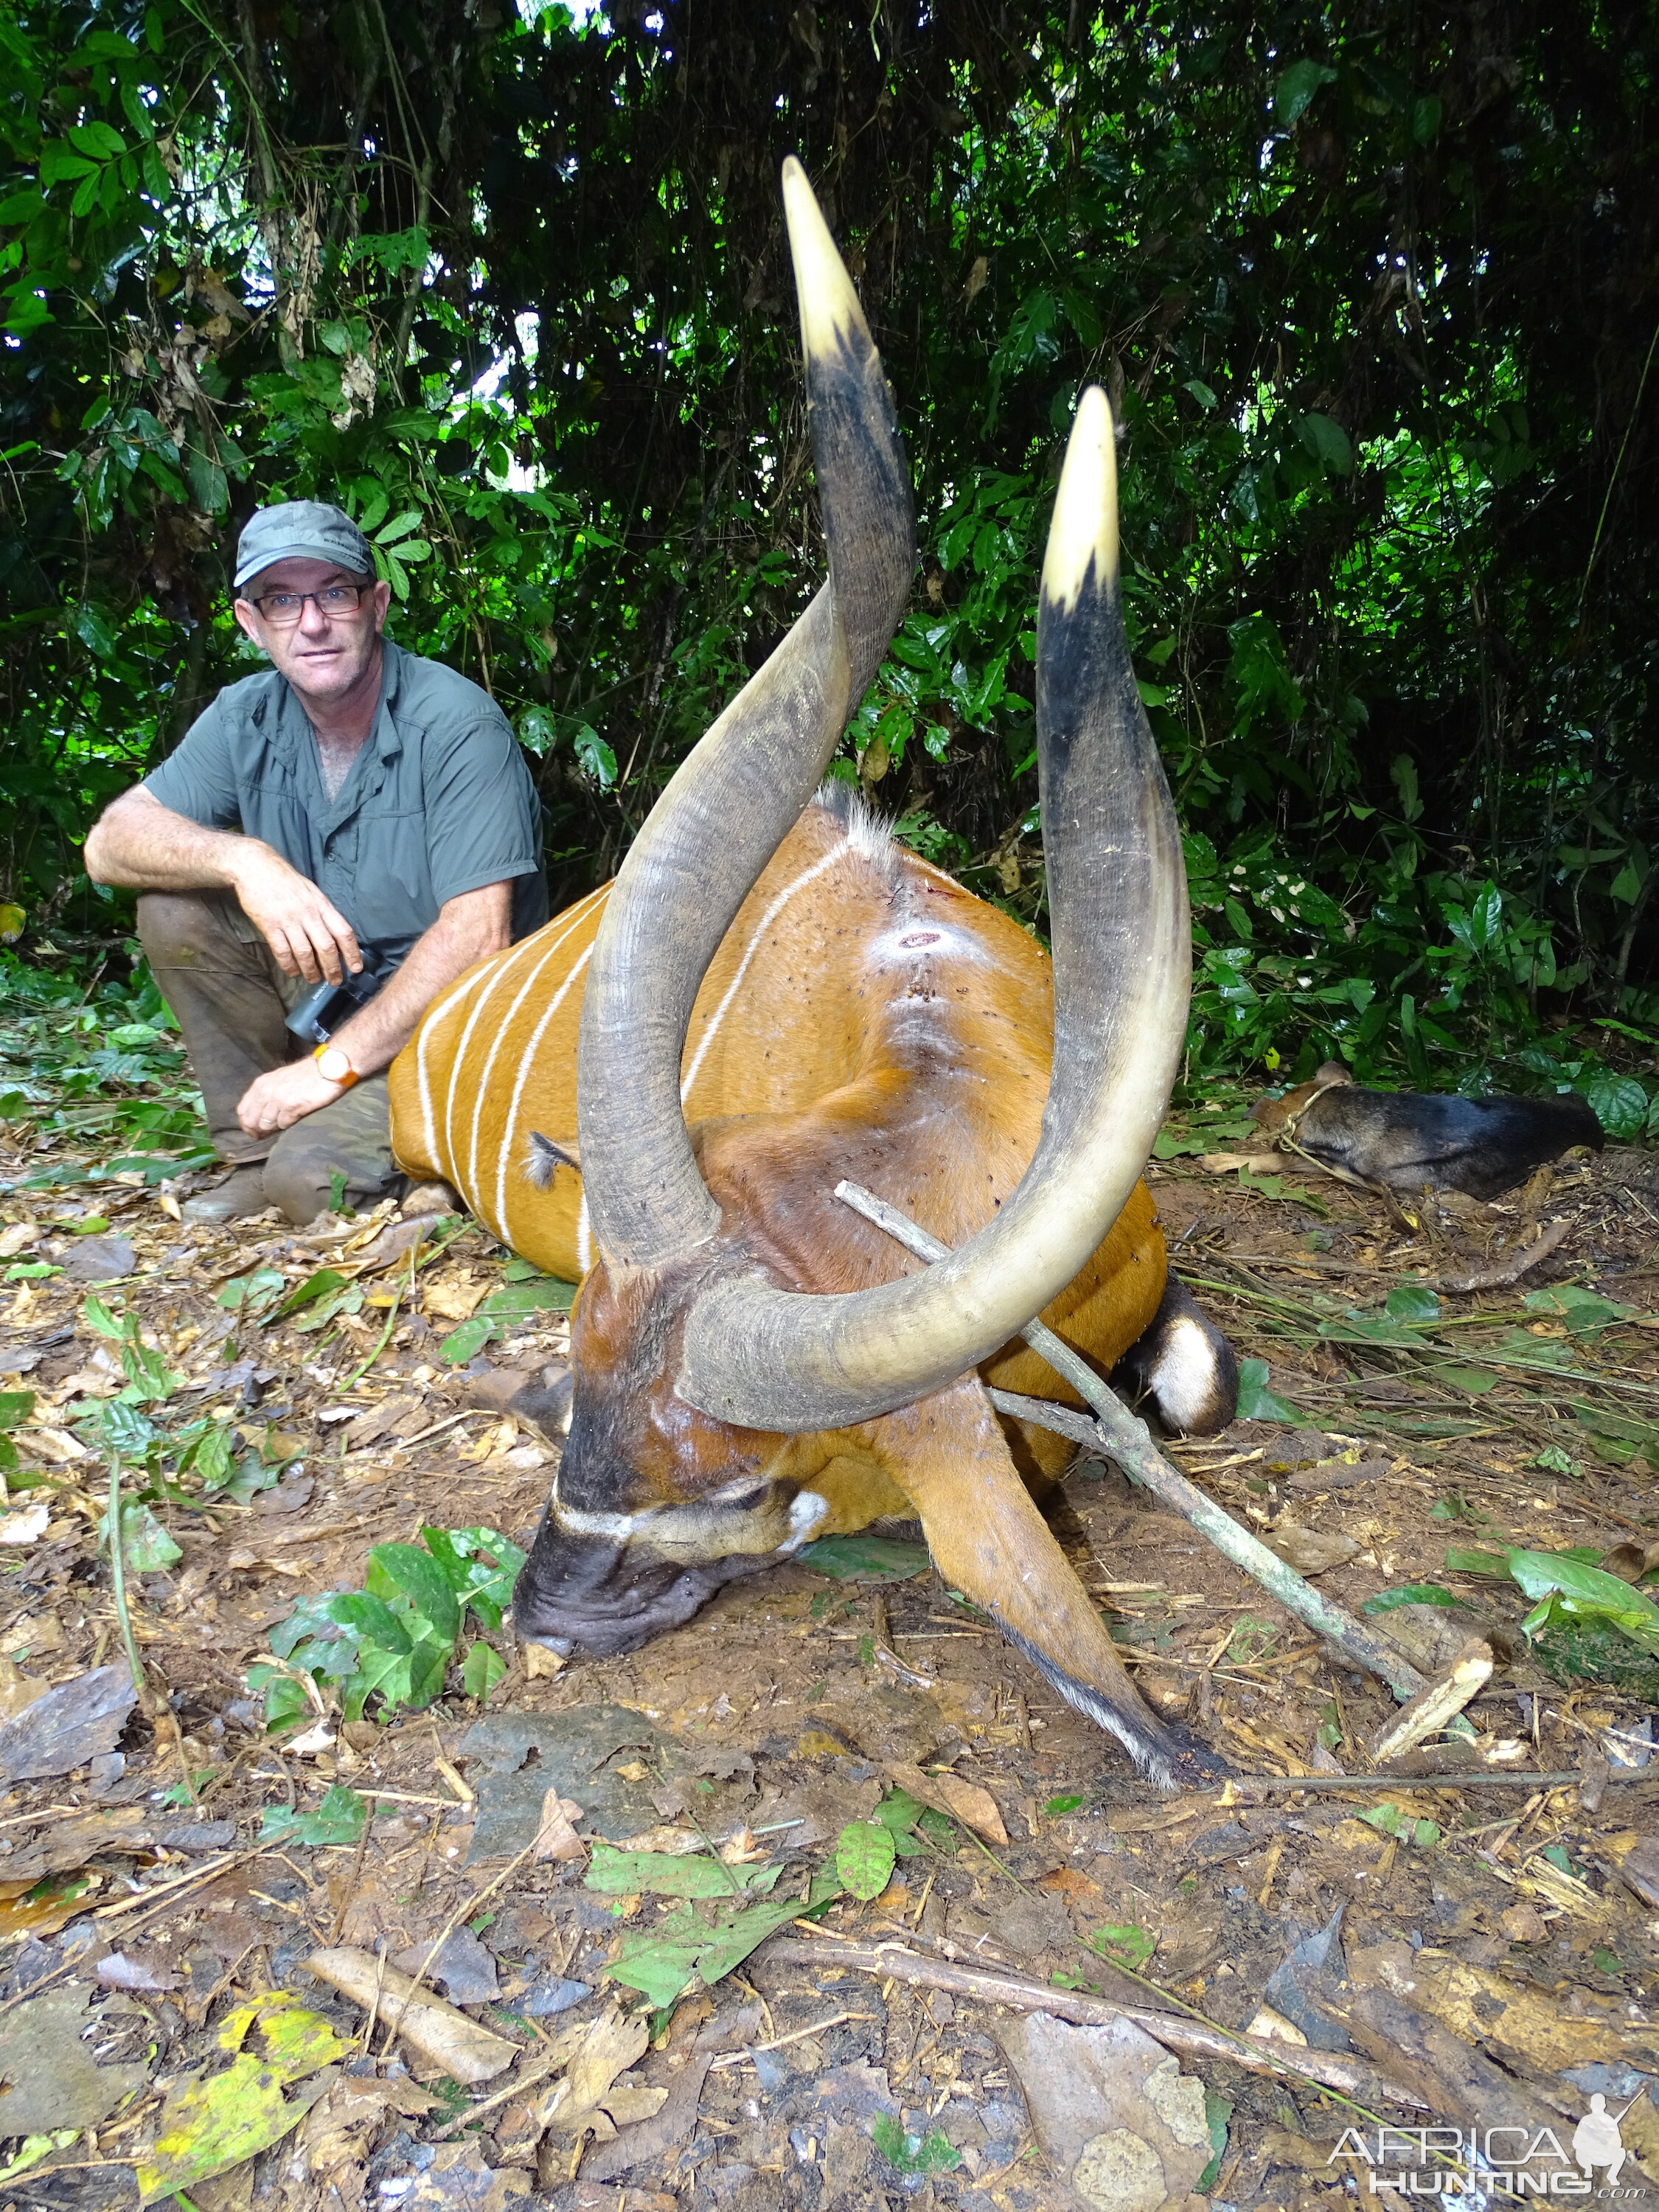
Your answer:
[1156,1719,1234,1788]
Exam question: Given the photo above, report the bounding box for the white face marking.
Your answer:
[1149,1315,1224,1433]
[868,922,987,968]
[680,840,849,1102]
[779,1489,830,1551]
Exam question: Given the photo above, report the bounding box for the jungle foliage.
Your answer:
[2,0,1658,1120]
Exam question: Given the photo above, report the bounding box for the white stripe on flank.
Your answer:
[442,889,604,1220]
[576,1190,593,1275]
[467,895,605,1231]
[679,840,847,1102]
[414,958,498,1171]
[498,908,605,1251]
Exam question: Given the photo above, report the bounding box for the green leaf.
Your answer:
[434,1315,495,1365]
[479,1278,575,1320]
[835,1819,897,1901]
[1275,58,1338,127]
[872,2115,961,2174]
[608,1879,831,2008]
[67,120,127,159]
[1444,1546,1514,1574]
[1360,1809,1438,1846]
[39,143,99,185]
[1584,1074,1649,1142]
[1429,1363,1501,1396]
[216,1267,286,1314]
[796,1534,932,1582]
[576,727,618,787]
[364,1542,461,1641]
[1198,2090,1234,2194]
[1236,1358,1298,1422]
[259,1784,369,1847]
[462,1641,507,1700]
[1384,1282,1441,1325]
[0,1390,35,1430]
[324,1590,412,1653]
[1090,1920,1156,1971]
[1044,1793,1086,1815]
[1298,411,1354,475]
[273,1267,352,1320]
[1360,1583,1470,1615]
[136,2040,333,2203]
[586,1844,779,1897]
[100,1498,181,1573]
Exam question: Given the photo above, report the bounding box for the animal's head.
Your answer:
[512,161,1190,1659]
[513,1253,830,1655]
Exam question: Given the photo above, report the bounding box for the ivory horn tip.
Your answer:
[1041,383,1121,616]
[782,154,872,363]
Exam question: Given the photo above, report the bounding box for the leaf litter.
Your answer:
[0,1102,1658,2204]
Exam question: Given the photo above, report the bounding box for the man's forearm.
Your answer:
[324,888,512,1077]
[84,789,263,893]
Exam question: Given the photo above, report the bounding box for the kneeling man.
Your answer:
[84,501,546,1225]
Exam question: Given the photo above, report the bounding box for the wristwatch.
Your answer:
[313,1043,359,1091]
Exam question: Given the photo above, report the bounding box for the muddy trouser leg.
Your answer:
[136,889,404,1222]
[137,891,292,1168]
[262,1076,401,1224]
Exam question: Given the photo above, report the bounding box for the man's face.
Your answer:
[234,556,392,706]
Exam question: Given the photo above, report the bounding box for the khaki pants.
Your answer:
[137,891,404,1224]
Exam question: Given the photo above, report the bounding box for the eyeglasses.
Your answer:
[246,582,370,626]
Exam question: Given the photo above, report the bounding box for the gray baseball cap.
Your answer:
[234,500,376,591]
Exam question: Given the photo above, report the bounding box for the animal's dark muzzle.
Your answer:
[510,1513,773,1658]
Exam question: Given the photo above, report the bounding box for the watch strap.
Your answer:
[313,1043,360,1091]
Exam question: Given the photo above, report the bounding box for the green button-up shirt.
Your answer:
[144,640,548,973]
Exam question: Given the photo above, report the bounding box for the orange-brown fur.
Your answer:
[392,801,1184,1756]
[392,800,1169,1479]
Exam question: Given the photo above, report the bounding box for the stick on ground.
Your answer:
[832,1178,1427,1702]
[761,1937,1426,2111]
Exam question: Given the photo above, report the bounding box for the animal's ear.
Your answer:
[525,1131,580,1189]
[1313,1060,1354,1088]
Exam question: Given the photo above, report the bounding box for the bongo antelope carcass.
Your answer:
[390,161,1237,1787]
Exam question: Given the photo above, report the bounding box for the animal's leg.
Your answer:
[1112,1273,1238,1436]
[872,1380,1228,1789]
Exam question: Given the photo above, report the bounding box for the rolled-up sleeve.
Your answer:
[422,713,543,905]
[142,702,242,829]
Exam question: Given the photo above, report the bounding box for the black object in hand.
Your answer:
[285,966,382,1045]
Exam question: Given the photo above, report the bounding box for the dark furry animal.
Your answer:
[1256,1062,1603,1201]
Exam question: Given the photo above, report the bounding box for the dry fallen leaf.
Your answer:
[424,1273,488,1324]
[0,1500,50,1546]
[886,1760,1009,1846]
[615,1826,704,1857]
[532,1787,586,1863]
[1262,1524,1360,1574]
[544,2003,664,2143]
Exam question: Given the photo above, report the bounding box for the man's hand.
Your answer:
[237,1057,347,1138]
[84,788,361,984]
[227,844,362,984]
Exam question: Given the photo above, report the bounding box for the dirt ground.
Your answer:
[1,1113,1658,2211]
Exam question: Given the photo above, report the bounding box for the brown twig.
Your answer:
[832,1179,1427,1701]
[759,1938,1427,2110]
